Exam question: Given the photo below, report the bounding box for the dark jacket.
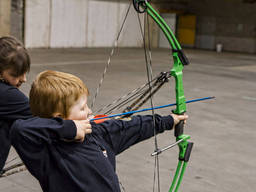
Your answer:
[11,114,174,192]
[0,81,32,171]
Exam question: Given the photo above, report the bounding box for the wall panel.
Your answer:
[25,0,51,48]
[50,0,88,47]
[117,2,144,47]
[87,0,119,47]
[25,0,144,48]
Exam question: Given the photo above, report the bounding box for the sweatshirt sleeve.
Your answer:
[9,117,76,179]
[93,114,174,155]
[0,85,32,120]
[10,117,77,146]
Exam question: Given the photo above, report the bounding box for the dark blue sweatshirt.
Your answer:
[0,81,32,172]
[0,81,76,172]
[10,114,174,192]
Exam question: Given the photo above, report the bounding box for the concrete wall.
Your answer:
[0,0,12,36]
[189,0,256,53]
[25,0,144,48]
[25,0,51,48]
[12,0,256,53]
[155,0,256,53]
[50,0,88,48]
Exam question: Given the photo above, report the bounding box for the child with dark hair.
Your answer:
[0,36,92,173]
[11,70,188,192]
[0,36,30,87]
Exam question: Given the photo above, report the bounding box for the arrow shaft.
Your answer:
[91,96,215,122]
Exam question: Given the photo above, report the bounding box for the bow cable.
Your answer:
[90,2,132,110]
[95,71,170,115]
[137,10,161,192]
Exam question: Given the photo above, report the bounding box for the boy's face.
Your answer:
[1,68,27,88]
[67,94,93,121]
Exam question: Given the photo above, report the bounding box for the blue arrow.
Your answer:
[90,96,215,122]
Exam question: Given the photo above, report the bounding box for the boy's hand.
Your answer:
[171,114,189,129]
[73,120,92,142]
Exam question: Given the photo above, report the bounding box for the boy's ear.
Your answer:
[52,112,63,118]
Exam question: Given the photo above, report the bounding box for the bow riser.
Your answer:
[171,53,186,115]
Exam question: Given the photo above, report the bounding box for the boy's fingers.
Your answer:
[82,119,90,123]
[170,114,189,128]
[73,120,92,141]
[180,115,188,125]
[85,128,92,134]
[179,114,188,121]
[85,123,92,134]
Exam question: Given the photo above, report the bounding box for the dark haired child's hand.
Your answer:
[73,120,92,142]
[171,114,188,129]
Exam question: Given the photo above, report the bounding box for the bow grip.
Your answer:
[174,114,184,137]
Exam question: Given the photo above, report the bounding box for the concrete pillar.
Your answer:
[11,0,24,41]
[0,0,12,36]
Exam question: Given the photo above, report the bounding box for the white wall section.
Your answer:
[87,1,119,47]
[118,3,144,47]
[25,0,144,48]
[25,0,51,48]
[50,0,88,48]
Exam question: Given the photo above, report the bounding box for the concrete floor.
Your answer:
[0,48,255,192]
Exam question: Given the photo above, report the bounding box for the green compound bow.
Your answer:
[133,1,193,191]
